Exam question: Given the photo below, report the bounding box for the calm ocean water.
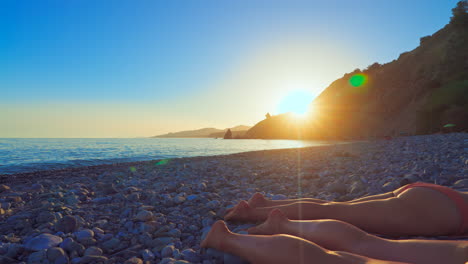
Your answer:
[0,138,337,175]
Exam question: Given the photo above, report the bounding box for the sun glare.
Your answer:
[278,89,315,117]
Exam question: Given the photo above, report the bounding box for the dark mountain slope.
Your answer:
[247,7,468,139]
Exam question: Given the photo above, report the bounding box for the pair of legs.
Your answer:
[225,186,463,236]
[202,209,468,264]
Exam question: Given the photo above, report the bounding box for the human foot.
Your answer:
[200,220,231,250]
[225,193,269,215]
[248,192,269,208]
[247,209,288,235]
[224,200,253,221]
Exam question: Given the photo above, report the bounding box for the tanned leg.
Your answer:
[225,191,397,215]
[248,209,468,264]
[225,188,461,236]
[201,220,408,264]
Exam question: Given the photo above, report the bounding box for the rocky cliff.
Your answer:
[247,5,468,139]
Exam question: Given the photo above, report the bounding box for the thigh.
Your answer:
[396,187,461,235]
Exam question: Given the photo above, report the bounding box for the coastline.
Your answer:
[0,133,467,263]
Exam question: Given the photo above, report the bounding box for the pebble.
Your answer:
[74,229,94,243]
[84,246,103,256]
[141,249,155,261]
[124,256,143,264]
[135,210,154,222]
[25,234,63,251]
[0,184,11,193]
[56,215,79,233]
[181,248,201,262]
[46,247,67,263]
[0,133,466,263]
[161,245,175,258]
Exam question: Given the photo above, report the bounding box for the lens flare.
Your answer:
[349,73,368,87]
[155,159,170,166]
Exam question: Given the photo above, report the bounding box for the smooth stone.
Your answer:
[96,182,118,195]
[84,246,103,256]
[25,234,63,251]
[181,248,201,263]
[56,215,79,233]
[1,202,11,210]
[454,179,468,188]
[101,237,120,251]
[59,237,81,253]
[168,229,181,238]
[271,194,287,200]
[161,245,175,258]
[206,200,220,209]
[0,184,10,193]
[139,221,158,233]
[36,211,57,223]
[172,248,181,259]
[64,195,80,205]
[173,196,186,204]
[327,182,347,195]
[74,229,94,243]
[200,227,211,241]
[28,249,47,264]
[55,255,70,264]
[6,243,23,258]
[382,181,399,192]
[91,197,112,204]
[400,174,421,185]
[124,257,143,264]
[135,210,154,222]
[46,247,67,262]
[159,258,176,264]
[31,183,45,191]
[202,217,214,228]
[141,249,155,261]
[186,194,198,201]
[77,255,108,264]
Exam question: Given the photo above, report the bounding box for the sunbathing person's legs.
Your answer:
[246,191,396,207]
[248,209,468,264]
[201,220,408,264]
[224,191,395,215]
[225,187,461,236]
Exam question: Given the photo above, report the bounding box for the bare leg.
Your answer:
[201,220,408,264]
[224,191,398,215]
[225,188,461,236]
[245,192,396,207]
[248,210,468,264]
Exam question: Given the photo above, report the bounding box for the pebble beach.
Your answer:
[0,133,467,264]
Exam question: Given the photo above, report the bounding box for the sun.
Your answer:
[277,89,315,117]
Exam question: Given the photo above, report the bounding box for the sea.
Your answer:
[0,138,339,175]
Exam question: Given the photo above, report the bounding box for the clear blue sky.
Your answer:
[0,0,459,137]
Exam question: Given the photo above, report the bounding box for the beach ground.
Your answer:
[0,133,467,263]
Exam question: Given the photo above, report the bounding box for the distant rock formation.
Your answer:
[152,128,222,138]
[223,129,232,139]
[152,125,251,138]
[246,3,468,139]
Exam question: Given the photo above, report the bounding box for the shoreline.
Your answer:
[0,138,348,176]
[0,133,466,263]
[0,141,359,182]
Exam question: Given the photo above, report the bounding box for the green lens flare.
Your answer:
[155,159,169,166]
[129,166,137,173]
[349,74,367,87]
